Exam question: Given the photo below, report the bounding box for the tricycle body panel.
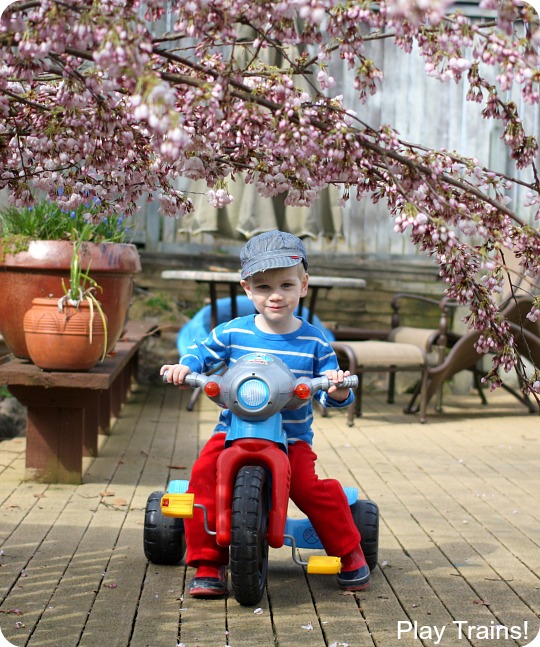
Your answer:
[227,414,287,451]
[283,487,359,549]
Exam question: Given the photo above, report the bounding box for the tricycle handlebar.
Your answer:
[163,370,357,391]
[310,375,358,391]
[163,353,357,419]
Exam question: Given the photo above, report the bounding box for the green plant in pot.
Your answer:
[60,232,108,353]
[0,199,128,250]
[23,232,109,371]
[0,199,142,359]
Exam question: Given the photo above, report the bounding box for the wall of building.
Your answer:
[137,249,445,333]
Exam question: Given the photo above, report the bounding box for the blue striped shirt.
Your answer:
[179,314,354,445]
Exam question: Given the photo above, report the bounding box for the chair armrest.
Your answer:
[390,293,461,357]
[330,342,358,373]
[507,321,540,367]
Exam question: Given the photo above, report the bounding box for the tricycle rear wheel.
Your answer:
[351,499,379,572]
[230,466,269,606]
[144,490,186,565]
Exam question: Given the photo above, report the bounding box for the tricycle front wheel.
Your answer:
[230,466,269,606]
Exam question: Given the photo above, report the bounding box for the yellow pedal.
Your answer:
[161,493,195,518]
[307,556,342,574]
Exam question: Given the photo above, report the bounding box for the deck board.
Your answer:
[0,384,538,646]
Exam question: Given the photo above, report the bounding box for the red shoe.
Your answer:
[188,563,227,598]
[337,545,370,591]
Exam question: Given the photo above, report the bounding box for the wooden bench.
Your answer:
[0,322,156,484]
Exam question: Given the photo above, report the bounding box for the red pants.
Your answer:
[184,433,361,566]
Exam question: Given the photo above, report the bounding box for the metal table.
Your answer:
[161,270,366,327]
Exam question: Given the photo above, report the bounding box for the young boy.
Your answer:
[161,230,370,597]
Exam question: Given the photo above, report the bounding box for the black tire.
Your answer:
[350,499,379,572]
[230,466,270,606]
[144,490,186,565]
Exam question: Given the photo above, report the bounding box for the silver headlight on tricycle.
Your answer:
[237,378,270,409]
[219,353,301,419]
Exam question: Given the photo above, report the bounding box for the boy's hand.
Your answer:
[160,363,192,388]
[325,369,352,402]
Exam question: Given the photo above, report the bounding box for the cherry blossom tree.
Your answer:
[0,0,539,398]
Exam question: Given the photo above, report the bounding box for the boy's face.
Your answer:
[241,266,309,324]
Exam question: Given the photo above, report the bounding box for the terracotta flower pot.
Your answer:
[23,297,107,371]
[0,240,141,359]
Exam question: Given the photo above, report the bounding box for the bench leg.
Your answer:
[110,376,124,419]
[84,392,100,457]
[28,406,84,483]
[8,386,102,484]
[98,390,112,434]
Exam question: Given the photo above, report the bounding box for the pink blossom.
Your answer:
[207,188,234,208]
[317,70,336,90]
[183,158,207,180]
[0,0,539,396]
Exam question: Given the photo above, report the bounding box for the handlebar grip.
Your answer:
[162,369,203,388]
[184,373,201,387]
[337,375,358,389]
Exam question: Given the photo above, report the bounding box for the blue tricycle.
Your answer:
[144,353,379,606]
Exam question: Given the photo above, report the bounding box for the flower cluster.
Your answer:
[0,0,539,396]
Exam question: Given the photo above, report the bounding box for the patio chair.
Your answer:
[416,294,540,416]
[330,293,454,425]
[330,293,540,425]
[406,261,540,416]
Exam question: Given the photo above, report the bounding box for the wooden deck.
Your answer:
[0,384,539,647]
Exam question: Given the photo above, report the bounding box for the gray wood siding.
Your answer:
[133,20,539,258]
